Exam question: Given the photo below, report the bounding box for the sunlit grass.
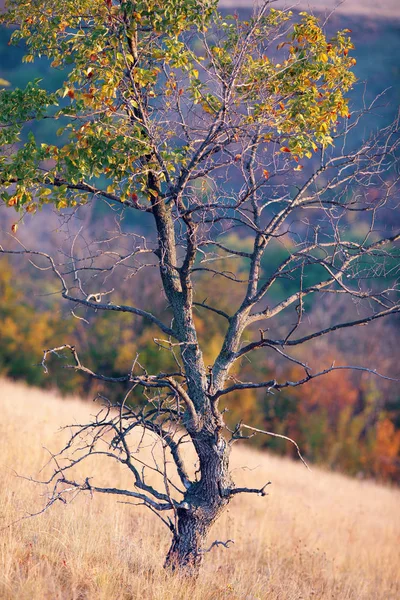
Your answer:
[1,378,399,599]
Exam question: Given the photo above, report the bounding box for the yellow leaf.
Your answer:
[201,102,215,115]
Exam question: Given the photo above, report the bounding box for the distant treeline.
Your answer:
[1,253,399,483]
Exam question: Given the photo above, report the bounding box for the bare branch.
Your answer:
[230,481,272,497]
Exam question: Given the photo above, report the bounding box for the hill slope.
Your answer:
[0,379,399,600]
[219,0,400,20]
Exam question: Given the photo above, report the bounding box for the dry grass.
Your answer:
[1,379,399,600]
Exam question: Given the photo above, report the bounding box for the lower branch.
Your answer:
[240,424,310,470]
[200,539,235,553]
[230,481,272,497]
[61,478,174,511]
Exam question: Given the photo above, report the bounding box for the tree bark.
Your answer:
[164,430,233,576]
[164,507,214,575]
[150,181,234,575]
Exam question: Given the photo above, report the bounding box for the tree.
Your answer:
[1,0,399,576]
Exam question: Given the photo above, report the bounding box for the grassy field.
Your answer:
[1,379,399,600]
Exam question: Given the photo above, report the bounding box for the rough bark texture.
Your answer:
[150,181,236,573]
[165,432,233,575]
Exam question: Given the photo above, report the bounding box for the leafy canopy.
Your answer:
[0,0,356,214]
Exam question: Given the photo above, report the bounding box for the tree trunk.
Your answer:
[164,506,215,575]
[164,430,233,576]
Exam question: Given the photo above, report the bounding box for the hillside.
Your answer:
[1,379,399,600]
[219,0,400,20]
[1,1,400,18]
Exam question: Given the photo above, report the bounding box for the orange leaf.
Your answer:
[263,169,270,179]
[281,147,291,153]
[11,223,18,234]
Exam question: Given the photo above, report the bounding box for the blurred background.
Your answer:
[0,0,399,483]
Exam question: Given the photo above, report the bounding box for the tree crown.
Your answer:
[1,0,356,213]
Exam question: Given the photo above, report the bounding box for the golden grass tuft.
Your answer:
[0,378,399,599]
